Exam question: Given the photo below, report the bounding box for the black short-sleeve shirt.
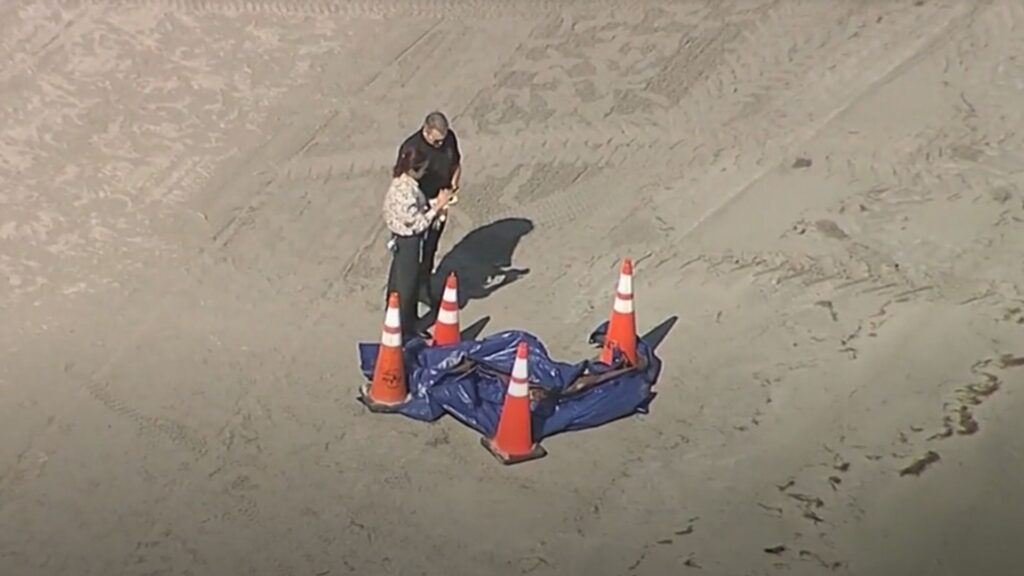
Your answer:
[397,129,461,200]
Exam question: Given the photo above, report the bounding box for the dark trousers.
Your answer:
[386,234,424,338]
[419,218,446,298]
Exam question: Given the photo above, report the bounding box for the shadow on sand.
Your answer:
[641,315,678,352]
[431,217,534,308]
[459,316,491,341]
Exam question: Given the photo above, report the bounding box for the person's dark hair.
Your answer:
[424,111,449,134]
[393,145,428,178]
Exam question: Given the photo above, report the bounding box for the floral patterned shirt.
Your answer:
[382,174,438,237]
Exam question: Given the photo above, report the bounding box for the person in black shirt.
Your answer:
[395,111,462,303]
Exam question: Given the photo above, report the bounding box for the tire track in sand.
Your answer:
[215,19,534,308]
[467,6,998,569]
[210,19,446,251]
[0,8,448,497]
[494,3,972,241]
[530,0,987,266]
[75,21,457,531]
[293,2,973,319]
[653,1,990,246]
[60,0,639,19]
[279,124,669,184]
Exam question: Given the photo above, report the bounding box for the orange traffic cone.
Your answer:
[358,292,411,412]
[432,272,461,346]
[480,341,547,465]
[600,258,638,367]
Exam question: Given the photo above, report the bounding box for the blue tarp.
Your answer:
[357,321,661,440]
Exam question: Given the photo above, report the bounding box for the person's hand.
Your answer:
[435,188,453,209]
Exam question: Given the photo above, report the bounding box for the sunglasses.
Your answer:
[423,128,447,146]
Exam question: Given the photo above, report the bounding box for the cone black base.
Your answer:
[480,437,548,465]
[357,384,411,414]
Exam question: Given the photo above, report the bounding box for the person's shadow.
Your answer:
[430,217,534,309]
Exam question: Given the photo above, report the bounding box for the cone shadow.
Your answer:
[641,316,678,351]
[460,316,490,341]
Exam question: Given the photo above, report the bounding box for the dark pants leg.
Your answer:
[419,219,446,301]
[385,234,423,338]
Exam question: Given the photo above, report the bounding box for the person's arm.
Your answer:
[384,179,438,236]
[403,200,439,236]
[396,135,413,166]
[450,165,462,194]
[449,130,462,193]
[402,181,451,235]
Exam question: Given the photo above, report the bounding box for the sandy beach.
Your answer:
[1,1,1023,574]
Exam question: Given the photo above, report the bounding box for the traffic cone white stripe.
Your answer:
[381,329,402,348]
[613,267,634,313]
[507,348,529,397]
[508,376,529,398]
[384,305,401,329]
[431,273,462,347]
[613,294,634,314]
[437,307,459,324]
[381,301,403,347]
[617,271,633,295]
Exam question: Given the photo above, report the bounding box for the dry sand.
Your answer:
[2,1,1023,574]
